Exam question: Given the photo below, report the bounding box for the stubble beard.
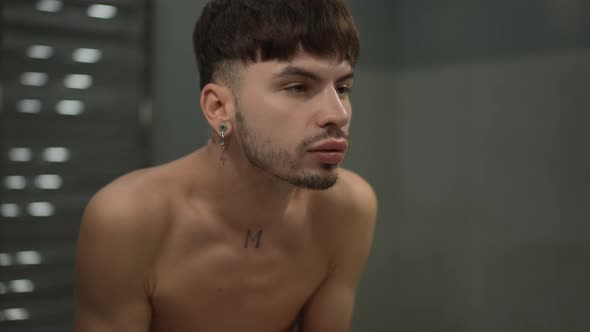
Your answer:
[235,111,338,191]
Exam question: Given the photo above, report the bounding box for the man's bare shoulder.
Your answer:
[307,168,378,275]
[75,165,180,328]
[307,168,377,253]
[311,168,378,221]
[81,150,209,239]
[80,164,176,249]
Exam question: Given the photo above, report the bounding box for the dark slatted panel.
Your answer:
[0,0,151,330]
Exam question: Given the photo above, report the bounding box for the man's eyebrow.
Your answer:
[274,66,320,81]
[273,66,354,82]
[336,71,355,82]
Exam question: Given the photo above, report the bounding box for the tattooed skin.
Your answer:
[244,229,263,248]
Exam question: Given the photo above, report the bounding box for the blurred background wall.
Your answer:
[347,2,590,331]
[2,0,589,331]
[1,0,151,331]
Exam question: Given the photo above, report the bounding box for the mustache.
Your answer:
[300,127,350,151]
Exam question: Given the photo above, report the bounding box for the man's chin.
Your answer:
[288,171,338,191]
[320,162,339,171]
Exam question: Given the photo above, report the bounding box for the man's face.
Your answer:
[232,50,354,190]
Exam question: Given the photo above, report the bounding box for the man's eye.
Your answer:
[285,84,307,93]
[336,85,352,96]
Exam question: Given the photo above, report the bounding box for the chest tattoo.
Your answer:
[244,229,263,249]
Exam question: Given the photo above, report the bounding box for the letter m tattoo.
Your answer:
[244,229,263,249]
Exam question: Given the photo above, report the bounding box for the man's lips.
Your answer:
[307,139,348,153]
[307,139,348,164]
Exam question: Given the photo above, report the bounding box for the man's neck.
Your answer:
[193,142,305,230]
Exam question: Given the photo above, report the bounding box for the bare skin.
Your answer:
[75,51,377,332]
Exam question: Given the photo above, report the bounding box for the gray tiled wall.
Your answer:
[350,49,590,332]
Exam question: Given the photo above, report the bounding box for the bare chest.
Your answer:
[150,218,329,332]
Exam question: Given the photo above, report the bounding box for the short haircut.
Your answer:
[193,0,360,90]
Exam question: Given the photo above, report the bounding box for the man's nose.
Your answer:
[315,87,351,129]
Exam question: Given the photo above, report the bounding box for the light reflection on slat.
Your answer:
[36,0,63,13]
[9,279,35,294]
[0,251,44,266]
[15,251,43,265]
[27,202,55,217]
[1,204,20,218]
[27,45,55,59]
[73,48,102,63]
[87,4,118,19]
[8,148,33,162]
[43,147,70,163]
[56,100,85,116]
[0,308,30,321]
[17,99,42,114]
[4,176,27,190]
[35,174,63,190]
[20,72,48,86]
[64,74,93,89]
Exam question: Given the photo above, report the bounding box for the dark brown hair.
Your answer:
[193,0,360,89]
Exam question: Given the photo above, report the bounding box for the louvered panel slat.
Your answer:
[0,1,151,331]
[3,29,145,67]
[3,1,145,39]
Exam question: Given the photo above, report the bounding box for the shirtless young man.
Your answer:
[74,0,377,331]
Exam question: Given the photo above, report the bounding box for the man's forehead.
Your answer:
[247,52,353,78]
[280,55,351,70]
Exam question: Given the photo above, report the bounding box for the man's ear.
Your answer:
[200,83,235,136]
